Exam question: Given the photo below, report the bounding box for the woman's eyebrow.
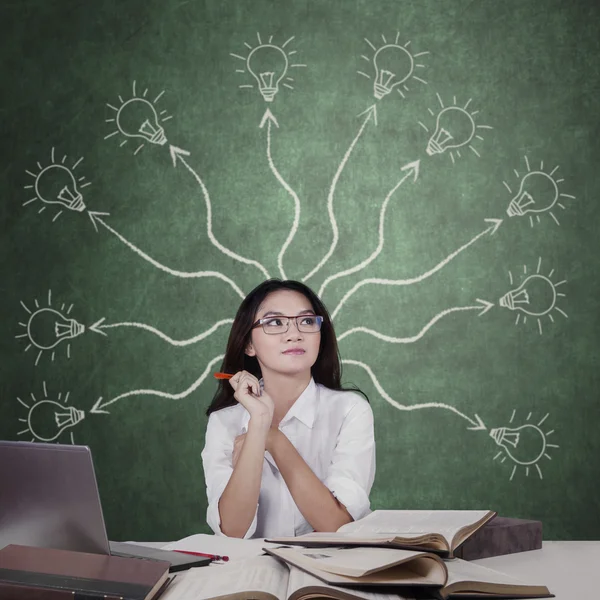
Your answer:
[260,309,315,317]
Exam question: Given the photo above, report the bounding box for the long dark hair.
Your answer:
[206,279,368,416]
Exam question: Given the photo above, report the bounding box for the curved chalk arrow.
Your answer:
[89,317,233,346]
[303,104,378,282]
[343,358,486,431]
[338,299,493,343]
[331,218,502,319]
[90,353,225,415]
[88,211,245,299]
[260,109,301,280]
[170,146,270,280]
[319,159,421,298]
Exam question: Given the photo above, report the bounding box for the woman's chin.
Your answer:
[265,359,316,377]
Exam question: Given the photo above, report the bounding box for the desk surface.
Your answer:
[473,541,598,599]
[142,540,597,599]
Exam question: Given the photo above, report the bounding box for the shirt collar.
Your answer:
[279,377,318,429]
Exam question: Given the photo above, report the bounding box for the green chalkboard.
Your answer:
[1,0,599,542]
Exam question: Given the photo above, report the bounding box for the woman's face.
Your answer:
[246,289,321,378]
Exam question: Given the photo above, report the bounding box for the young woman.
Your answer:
[202,279,375,539]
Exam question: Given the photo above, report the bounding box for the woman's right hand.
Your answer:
[229,370,274,431]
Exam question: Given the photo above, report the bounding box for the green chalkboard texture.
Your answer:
[1,0,599,541]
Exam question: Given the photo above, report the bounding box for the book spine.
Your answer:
[0,581,70,599]
[0,582,123,600]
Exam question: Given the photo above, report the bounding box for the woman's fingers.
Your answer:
[230,371,261,398]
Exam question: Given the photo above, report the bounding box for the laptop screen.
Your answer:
[0,440,110,555]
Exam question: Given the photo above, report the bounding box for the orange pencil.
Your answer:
[213,372,233,379]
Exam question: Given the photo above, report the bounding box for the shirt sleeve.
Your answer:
[323,397,376,522]
[201,411,258,538]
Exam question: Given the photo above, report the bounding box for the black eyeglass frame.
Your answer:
[250,315,324,334]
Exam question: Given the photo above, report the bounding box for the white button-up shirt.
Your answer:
[201,378,376,539]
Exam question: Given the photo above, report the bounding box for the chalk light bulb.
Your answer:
[116,98,167,145]
[28,400,85,442]
[372,44,414,100]
[35,165,85,212]
[247,45,289,102]
[499,274,556,317]
[27,308,85,350]
[490,425,546,465]
[506,171,559,217]
[426,107,476,155]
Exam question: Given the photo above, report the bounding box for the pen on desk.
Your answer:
[173,550,229,562]
[213,372,233,380]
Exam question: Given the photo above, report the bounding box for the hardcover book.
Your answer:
[268,509,498,558]
[0,544,171,600]
[453,516,543,560]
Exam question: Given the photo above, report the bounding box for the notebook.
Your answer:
[0,440,209,572]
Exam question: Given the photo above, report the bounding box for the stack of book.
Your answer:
[159,510,553,600]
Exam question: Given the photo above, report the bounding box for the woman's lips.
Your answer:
[283,348,305,355]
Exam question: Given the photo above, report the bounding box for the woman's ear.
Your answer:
[245,341,256,357]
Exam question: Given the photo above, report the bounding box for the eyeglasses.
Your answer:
[251,315,324,335]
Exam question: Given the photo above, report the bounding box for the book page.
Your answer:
[286,564,418,600]
[273,546,445,580]
[160,556,288,600]
[267,547,445,587]
[162,534,280,561]
[272,531,433,543]
[444,558,549,589]
[338,510,491,546]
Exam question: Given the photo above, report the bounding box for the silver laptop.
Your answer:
[0,440,209,571]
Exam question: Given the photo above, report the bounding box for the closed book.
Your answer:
[454,517,543,560]
[0,544,170,600]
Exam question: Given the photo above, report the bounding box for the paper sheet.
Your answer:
[444,558,546,587]
[339,510,490,541]
[160,556,288,600]
[162,533,279,561]
[286,564,417,600]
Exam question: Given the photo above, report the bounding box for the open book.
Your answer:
[160,555,416,600]
[268,510,497,557]
[266,546,553,599]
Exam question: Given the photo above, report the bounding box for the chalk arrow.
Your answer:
[169,145,191,168]
[357,103,378,126]
[484,218,503,235]
[338,300,495,344]
[319,158,421,297]
[466,414,487,431]
[401,159,420,181]
[332,218,504,319]
[89,354,225,414]
[86,318,233,346]
[89,317,107,336]
[88,211,110,233]
[260,108,301,279]
[475,298,494,316]
[303,103,378,282]
[259,108,279,129]
[87,212,245,297]
[343,359,488,432]
[169,146,270,279]
[90,397,110,415]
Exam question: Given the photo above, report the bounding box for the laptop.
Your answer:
[0,440,210,572]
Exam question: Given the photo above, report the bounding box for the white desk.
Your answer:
[472,541,598,598]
